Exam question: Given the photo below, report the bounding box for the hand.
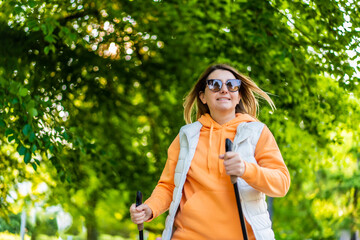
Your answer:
[220,152,246,178]
[130,203,153,224]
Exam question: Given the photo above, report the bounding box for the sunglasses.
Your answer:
[206,79,241,92]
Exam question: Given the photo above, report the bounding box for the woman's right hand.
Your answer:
[130,203,153,224]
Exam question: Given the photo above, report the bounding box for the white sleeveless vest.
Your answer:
[161,121,275,240]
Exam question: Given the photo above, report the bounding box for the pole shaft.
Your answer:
[226,138,248,240]
[233,182,248,240]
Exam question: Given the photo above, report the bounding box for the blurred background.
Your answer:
[0,0,359,239]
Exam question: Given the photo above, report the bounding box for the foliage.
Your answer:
[0,214,21,233]
[0,0,359,239]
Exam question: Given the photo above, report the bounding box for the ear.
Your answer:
[199,91,206,104]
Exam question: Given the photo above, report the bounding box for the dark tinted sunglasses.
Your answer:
[206,79,241,92]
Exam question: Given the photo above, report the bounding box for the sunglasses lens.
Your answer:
[207,79,222,92]
[226,79,241,92]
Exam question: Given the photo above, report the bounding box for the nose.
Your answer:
[220,82,228,93]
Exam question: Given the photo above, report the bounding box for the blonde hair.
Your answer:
[183,63,275,124]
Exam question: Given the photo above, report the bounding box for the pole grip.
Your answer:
[225,138,237,184]
[136,191,144,231]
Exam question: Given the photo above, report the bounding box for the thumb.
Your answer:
[219,154,225,159]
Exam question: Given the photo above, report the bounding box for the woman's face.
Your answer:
[199,69,240,117]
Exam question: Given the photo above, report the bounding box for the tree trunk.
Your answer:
[86,220,98,240]
[85,191,99,240]
[351,157,359,240]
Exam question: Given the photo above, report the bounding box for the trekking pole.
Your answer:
[136,191,144,240]
[225,138,248,240]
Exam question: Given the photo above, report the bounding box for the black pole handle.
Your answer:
[226,139,237,184]
[225,138,233,152]
[136,191,144,240]
[136,191,143,207]
[225,138,248,240]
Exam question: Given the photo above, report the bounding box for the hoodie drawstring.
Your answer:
[207,122,226,175]
[219,128,225,175]
[207,122,214,172]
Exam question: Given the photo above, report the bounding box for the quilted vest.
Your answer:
[161,121,275,240]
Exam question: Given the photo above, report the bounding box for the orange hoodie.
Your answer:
[145,113,290,240]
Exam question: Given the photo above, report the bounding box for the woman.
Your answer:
[130,64,290,240]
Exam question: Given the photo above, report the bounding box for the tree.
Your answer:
[1,0,359,239]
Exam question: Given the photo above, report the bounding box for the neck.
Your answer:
[210,111,236,125]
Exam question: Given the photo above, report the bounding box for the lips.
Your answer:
[217,97,230,101]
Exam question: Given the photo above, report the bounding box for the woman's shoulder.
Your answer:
[179,121,202,132]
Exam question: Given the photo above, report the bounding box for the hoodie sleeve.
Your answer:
[241,126,290,197]
[144,134,180,221]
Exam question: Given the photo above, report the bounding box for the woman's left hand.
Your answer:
[219,152,246,177]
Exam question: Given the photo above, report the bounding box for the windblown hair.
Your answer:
[183,64,275,124]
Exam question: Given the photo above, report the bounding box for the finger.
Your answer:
[136,203,148,212]
[132,216,145,224]
[223,157,240,167]
[131,212,146,222]
[130,203,137,213]
[225,163,245,177]
[223,159,241,169]
[133,211,146,218]
[219,154,225,159]
[223,152,238,160]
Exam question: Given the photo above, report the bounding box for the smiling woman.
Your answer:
[199,69,241,125]
[130,63,290,240]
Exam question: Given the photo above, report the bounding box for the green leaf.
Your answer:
[9,1,16,6]
[44,136,50,148]
[31,162,37,171]
[26,100,35,109]
[70,33,78,41]
[41,24,47,35]
[29,132,36,142]
[31,144,37,153]
[14,6,24,14]
[0,76,7,87]
[9,81,20,94]
[0,119,5,128]
[50,44,56,53]
[5,128,14,137]
[22,124,32,136]
[18,87,28,97]
[45,34,56,43]
[63,132,69,140]
[18,145,27,156]
[61,27,70,35]
[44,46,49,55]
[35,159,40,165]
[28,108,38,117]
[59,170,65,182]
[11,98,19,104]
[66,175,71,183]
[8,135,16,142]
[28,1,37,8]
[24,151,31,164]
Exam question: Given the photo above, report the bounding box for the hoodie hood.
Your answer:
[197,113,258,173]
